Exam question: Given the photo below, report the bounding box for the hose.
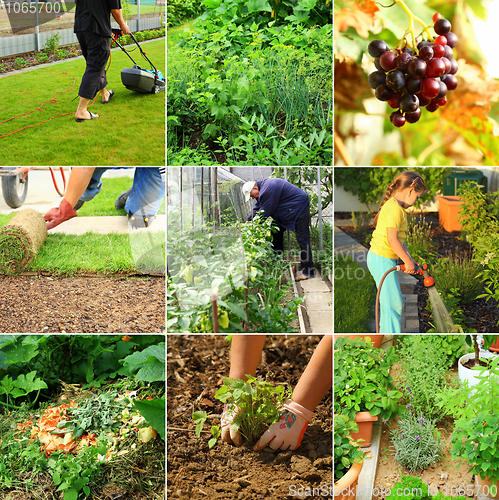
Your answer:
[375,263,434,334]
[375,266,399,334]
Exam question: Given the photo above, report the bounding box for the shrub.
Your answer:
[429,253,483,305]
[391,410,442,472]
[167,0,205,27]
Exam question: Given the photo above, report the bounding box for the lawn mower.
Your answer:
[111,29,165,95]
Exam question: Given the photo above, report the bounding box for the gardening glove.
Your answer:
[220,400,243,447]
[253,399,313,451]
[44,199,78,230]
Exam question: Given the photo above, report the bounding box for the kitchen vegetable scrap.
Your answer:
[29,401,98,456]
[20,392,159,459]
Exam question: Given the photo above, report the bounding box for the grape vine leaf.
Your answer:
[334,0,378,39]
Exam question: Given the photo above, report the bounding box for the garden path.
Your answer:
[334,223,419,333]
[297,270,332,333]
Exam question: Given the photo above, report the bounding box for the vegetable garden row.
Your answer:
[167,0,332,166]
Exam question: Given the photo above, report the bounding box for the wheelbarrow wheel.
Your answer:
[2,168,28,208]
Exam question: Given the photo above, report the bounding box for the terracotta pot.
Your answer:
[334,460,363,500]
[489,336,499,352]
[334,335,384,349]
[475,473,499,499]
[349,411,378,447]
[436,195,463,232]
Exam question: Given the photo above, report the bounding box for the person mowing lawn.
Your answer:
[242,178,314,281]
[44,167,165,229]
[367,170,428,333]
[74,0,130,122]
[221,334,332,451]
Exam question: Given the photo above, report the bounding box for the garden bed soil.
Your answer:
[373,362,474,499]
[0,275,165,333]
[167,335,332,500]
[0,43,81,73]
[335,214,499,333]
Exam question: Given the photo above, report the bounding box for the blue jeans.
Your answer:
[367,251,402,334]
[80,168,165,216]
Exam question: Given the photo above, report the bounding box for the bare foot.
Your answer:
[75,111,99,121]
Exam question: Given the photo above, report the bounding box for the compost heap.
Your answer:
[21,393,158,458]
[0,209,47,274]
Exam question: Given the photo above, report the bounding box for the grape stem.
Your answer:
[393,0,434,50]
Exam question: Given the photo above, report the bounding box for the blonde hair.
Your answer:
[374,170,428,227]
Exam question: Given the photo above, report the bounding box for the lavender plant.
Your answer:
[391,410,442,472]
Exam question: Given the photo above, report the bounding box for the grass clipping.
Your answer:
[0,209,47,274]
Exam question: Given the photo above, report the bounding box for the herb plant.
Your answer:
[193,374,292,447]
[390,410,442,472]
[334,414,365,481]
[437,354,499,483]
[334,336,402,421]
[397,335,452,421]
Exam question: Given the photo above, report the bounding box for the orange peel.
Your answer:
[31,401,97,456]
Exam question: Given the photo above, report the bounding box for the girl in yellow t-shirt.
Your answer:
[367,171,428,333]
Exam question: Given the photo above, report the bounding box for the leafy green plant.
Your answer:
[334,413,365,481]
[167,213,302,332]
[14,58,28,69]
[390,410,442,472]
[472,232,499,315]
[386,475,468,500]
[457,181,499,243]
[0,371,48,409]
[334,336,403,421]
[46,441,108,500]
[61,392,127,438]
[334,167,447,211]
[436,355,499,484]
[42,33,61,54]
[193,374,292,447]
[397,336,452,421]
[122,342,165,441]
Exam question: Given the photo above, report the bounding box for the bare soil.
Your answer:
[0,275,165,333]
[373,362,474,499]
[167,335,332,500]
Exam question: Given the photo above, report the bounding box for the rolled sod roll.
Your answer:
[0,209,47,274]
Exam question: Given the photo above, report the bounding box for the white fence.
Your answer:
[0,16,163,58]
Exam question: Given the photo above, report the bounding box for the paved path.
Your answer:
[298,271,332,333]
[334,223,419,333]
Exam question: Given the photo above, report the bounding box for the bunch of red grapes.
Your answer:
[367,13,458,127]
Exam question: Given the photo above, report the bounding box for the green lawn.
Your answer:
[0,176,165,275]
[0,39,165,166]
[334,255,376,333]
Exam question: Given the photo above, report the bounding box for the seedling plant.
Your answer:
[193,374,292,448]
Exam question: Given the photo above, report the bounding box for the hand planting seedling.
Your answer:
[194,335,332,452]
[367,0,459,127]
[193,375,292,449]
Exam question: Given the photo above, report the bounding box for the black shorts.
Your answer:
[76,31,111,99]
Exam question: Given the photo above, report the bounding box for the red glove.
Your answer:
[44,199,77,230]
